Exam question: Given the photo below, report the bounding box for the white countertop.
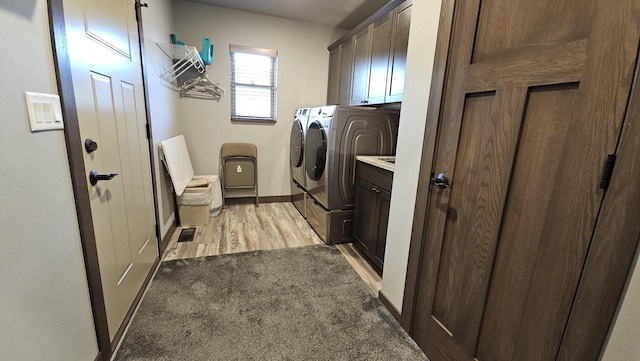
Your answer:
[356,156,395,172]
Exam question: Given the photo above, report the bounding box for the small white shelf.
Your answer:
[156,43,206,85]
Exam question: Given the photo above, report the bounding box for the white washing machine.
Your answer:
[290,107,310,218]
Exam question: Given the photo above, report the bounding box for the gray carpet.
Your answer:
[114,245,427,361]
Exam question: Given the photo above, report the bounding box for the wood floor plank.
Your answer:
[336,243,382,293]
[163,203,378,293]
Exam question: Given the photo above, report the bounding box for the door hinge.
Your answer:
[145,123,151,139]
[599,154,617,190]
[135,1,148,9]
[155,224,161,241]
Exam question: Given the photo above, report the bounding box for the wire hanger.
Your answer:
[179,75,225,101]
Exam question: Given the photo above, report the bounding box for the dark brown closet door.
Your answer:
[411,1,640,360]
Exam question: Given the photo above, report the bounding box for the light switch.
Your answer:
[44,103,54,123]
[25,91,64,132]
[34,102,44,123]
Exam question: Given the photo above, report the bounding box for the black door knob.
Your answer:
[430,173,451,189]
[85,138,98,153]
[89,170,118,186]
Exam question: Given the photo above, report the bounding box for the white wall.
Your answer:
[141,0,180,239]
[173,0,347,197]
[601,254,640,360]
[381,0,443,312]
[0,1,98,360]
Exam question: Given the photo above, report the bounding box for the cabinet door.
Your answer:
[373,189,391,270]
[350,26,372,106]
[367,13,393,105]
[353,178,377,255]
[327,47,341,105]
[338,39,354,107]
[386,2,412,103]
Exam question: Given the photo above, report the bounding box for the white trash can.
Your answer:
[177,183,212,226]
[191,175,223,217]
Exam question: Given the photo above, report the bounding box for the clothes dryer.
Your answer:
[304,106,398,244]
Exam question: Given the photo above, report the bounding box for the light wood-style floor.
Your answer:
[162,202,382,293]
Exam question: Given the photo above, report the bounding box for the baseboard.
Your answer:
[109,256,161,354]
[225,195,292,205]
[159,220,176,255]
[378,290,402,324]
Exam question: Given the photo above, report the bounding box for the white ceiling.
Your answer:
[183,0,392,29]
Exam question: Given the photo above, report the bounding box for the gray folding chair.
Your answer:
[220,143,258,206]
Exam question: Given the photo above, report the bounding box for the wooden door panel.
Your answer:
[411,0,640,360]
[473,0,595,64]
[476,84,579,361]
[465,40,587,93]
[373,189,391,269]
[338,40,354,106]
[558,63,640,361]
[328,47,341,105]
[431,88,526,355]
[367,14,392,103]
[386,2,411,102]
[354,179,377,254]
[350,28,371,105]
[431,92,496,334]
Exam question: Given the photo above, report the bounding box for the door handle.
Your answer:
[89,170,118,186]
[430,173,451,189]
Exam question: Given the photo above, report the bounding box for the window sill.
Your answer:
[231,117,276,124]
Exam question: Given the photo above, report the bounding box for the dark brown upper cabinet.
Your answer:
[327,47,341,106]
[385,1,412,103]
[338,39,354,107]
[364,13,394,105]
[350,26,373,105]
[327,0,412,106]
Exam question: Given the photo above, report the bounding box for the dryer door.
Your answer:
[305,120,327,181]
[290,119,304,168]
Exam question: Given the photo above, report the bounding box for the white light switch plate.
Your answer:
[25,91,64,132]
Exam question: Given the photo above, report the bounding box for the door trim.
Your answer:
[401,1,640,359]
[135,0,163,247]
[47,1,162,360]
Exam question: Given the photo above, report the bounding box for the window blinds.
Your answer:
[229,45,278,121]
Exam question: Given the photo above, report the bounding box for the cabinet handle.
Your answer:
[371,187,380,193]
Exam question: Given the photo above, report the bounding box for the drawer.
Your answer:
[305,196,353,244]
[356,161,393,192]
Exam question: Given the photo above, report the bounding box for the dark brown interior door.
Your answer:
[411,1,640,360]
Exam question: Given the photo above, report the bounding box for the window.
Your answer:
[229,45,278,122]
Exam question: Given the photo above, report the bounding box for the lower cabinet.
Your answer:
[353,161,393,274]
